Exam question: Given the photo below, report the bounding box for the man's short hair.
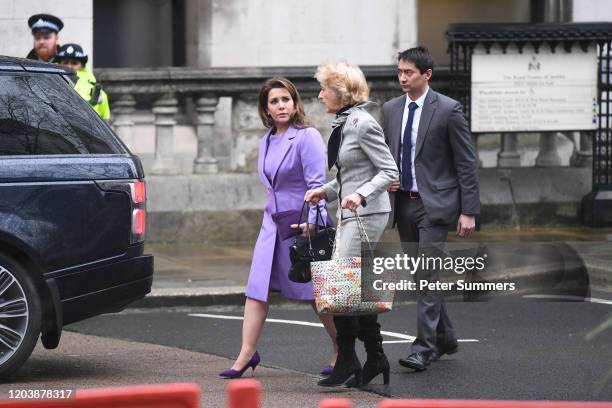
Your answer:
[398,47,434,74]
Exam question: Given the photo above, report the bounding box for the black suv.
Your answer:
[0,56,154,378]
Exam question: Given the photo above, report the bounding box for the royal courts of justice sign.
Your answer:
[471,46,598,133]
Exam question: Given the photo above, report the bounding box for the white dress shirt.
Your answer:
[400,86,429,192]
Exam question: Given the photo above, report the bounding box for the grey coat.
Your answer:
[323,101,399,220]
[382,89,480,226]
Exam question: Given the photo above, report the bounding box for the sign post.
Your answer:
[446,23,612,227]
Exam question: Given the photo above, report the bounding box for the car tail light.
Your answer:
[132,181,146,204]
[97,179,147,244]
[133,208,146,236]
[129,180,147,243]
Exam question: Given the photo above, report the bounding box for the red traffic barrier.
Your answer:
[319,399,353,408]
[378,400,612,408]
[0,383,200,408]
[227,379,261,408]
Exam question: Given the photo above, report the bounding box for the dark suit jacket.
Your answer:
[382,88,480,226]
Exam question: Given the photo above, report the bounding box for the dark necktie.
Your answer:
[401,102,419,190]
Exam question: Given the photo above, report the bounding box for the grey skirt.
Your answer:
[333,212,389,259]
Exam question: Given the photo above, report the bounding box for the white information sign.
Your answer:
[471,49,598,132]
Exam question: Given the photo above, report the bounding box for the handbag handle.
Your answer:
[355,212,375,256]
[292,201,309,244]
[293,202,333,257]
[333,210,374,259]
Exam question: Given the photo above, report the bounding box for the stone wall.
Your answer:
[573,0,612,21]
[96,65,417,176]
[145,167,593,243]
[199,0,417,67]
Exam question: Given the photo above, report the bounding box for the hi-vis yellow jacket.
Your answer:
[74,66,110,120]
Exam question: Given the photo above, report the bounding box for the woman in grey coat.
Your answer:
[305,62,399,387]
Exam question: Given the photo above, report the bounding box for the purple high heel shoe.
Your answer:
[321,366,334,376]
[219,351,260,379]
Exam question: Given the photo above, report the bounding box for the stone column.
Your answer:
[111,94,136,150]
[151,93,179,175]
[535,132,563,167]
[193,94,219,173]
[497,133,521,167]
[571,131,593,168]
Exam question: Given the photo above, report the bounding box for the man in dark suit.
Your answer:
[382,46,480,371]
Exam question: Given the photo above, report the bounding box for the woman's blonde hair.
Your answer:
[314,62,370,107]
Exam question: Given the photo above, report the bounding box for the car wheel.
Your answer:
[0,254,41,380]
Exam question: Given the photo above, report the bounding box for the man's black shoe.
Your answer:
[398,352,429,371]
[430,342,459,362]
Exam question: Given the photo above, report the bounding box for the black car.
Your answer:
[0,56,154,378]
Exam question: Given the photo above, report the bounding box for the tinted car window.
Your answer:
[0,73,125,155]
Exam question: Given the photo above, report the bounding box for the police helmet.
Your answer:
[57,43,88,65]
[28,14,64,34]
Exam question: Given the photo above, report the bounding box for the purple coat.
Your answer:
[245,126,329,302]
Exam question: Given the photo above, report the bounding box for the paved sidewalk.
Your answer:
[0,332,384,408]
[136,226,612,308]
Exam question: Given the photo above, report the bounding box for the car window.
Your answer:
[0,73,125,155]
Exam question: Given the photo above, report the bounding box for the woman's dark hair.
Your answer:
[397,46,434,74]
[257,77,309,129]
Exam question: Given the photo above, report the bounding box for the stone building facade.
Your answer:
[1,0,611,240]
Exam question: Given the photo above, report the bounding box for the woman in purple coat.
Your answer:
[219,78,337,378]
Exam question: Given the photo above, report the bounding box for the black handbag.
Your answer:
[288,202,335,283]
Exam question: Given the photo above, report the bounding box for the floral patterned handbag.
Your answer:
[311,213,394,315]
